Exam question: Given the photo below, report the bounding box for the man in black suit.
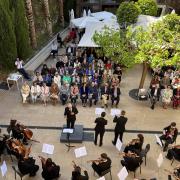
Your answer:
[112,110,127,145]
[72,164,89,180]
[94,112,107,146]
[150,84,161,110]
[64,103,78,128]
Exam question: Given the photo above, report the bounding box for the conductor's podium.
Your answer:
[60,125,83,143]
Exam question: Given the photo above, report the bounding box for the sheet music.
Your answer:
[63,128,74,133]
[96,176,105,180]
[95,108,105,115]
[157,153,163,168]
[111,109,121,116]
[74,146,87,158]
[42,143,54,155]
[155,134,163,147]
[116,139,123,151]
[1,161,7,177]
[117,166,128,180]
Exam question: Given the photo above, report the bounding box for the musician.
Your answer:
[18,156,39,177]
[159,122,178,151]
[64,103,78,128]
[7,120,28,145]
[90,153,111,176]
[124,134,144,154]
[112,110,128,145]
[0,133,8,158]
[72,161,89,180]
[94,112,107,146]
[39,156,60,180]
[166,145,180,160]
[121,151,143,172]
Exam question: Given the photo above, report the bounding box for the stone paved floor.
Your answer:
[0,63,179,179]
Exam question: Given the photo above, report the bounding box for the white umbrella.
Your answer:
[83,9,87,17]
[71,16,99,29]
[91,11,116,21]
[88,9,91,16]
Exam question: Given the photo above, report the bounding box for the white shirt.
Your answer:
[51,44,58,50]
[15,60,23,69]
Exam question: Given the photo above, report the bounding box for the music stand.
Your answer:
[62,128,75,152]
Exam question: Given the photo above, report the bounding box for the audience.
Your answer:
[21,81,30,103]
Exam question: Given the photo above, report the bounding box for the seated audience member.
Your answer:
[39,156,60,180]
[161,85,173,109]
[89,153,111,176]
[60,83,69,105]
[51,41,58,58]
[121,151,143,172]
[15,58,31,80]
[21,81,30,103]
[171,75,179,87]
[50,82,59,105]
[160,75,171,89]
[166,145,180,160]
[53,72,61,89]
[110,84,121,108]
[89,82,98,107]
[49,65,57,78]
[172,86,180,109]
[18,156,39,177]
[100,83,110,108]
[30,82,41,103]
[80,83,89,107]
[33,72,43,86]
[41,64,49,77]
[150,84,161,110]
[150,75,160,88]
[43,73,52,87]
[159,122,178,151]
[124,134,144,154]
[72,161,89,180]
[62,71,72,87]
[113,66,122,82]
[57,33,63,48]
[41,83,49,106]
[56,58,64,71]
[70,83,79,105]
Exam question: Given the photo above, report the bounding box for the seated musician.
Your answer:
[18,154,39,177]
[166,145,180,160]
[0,133,8,158]
[121,151,143,172]
[39,156,60,180]
[89,153,111,176]
[159,122,178,151]
[7,120,28,145]
[124,134,144,155]
[72,161,89,180]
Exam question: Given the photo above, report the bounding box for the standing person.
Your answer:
[94,112,107,147]
[64,103,78,129]
[150,84,161,110]
[15,58,31,80]
[112,110,127,145]
[39,156,60,180]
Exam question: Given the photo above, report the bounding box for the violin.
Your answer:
[119,152,139,158]
[87,158,106,164]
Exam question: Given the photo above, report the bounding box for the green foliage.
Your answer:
[93,27,136,68]
[136,0,158,16]
[116,1,141,26]
[13,0,31,59]
[0,1,17,70]
[129,13,180,68]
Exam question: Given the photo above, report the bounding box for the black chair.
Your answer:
[94,166,112,180]
[171,156,180,165]
[140,144,150,166]
[12,166,25,180]
[132,164,141,178]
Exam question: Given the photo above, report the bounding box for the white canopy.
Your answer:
[91,11,116,21]
[71,16,99,29]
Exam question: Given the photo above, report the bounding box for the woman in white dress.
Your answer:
[53,72,61,89]
[161,85,173,109]
[21,81,30,103]
[30,82,41,103]
[41,83,49,106]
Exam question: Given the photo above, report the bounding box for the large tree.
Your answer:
[0,0,17,70]
[24,0,37,49]
[14,0,31,59]
[57,0,64,27]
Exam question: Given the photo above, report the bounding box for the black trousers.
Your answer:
[111,96,120,106]
[166,149,180,160]
[159,135,173,151]
[18,68,30,80]
[94,131,104,145]
[67,119,75,129]
[92,162,101,175]
[113,131,124,143]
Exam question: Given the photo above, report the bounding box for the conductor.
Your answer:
[64,103,78,128]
